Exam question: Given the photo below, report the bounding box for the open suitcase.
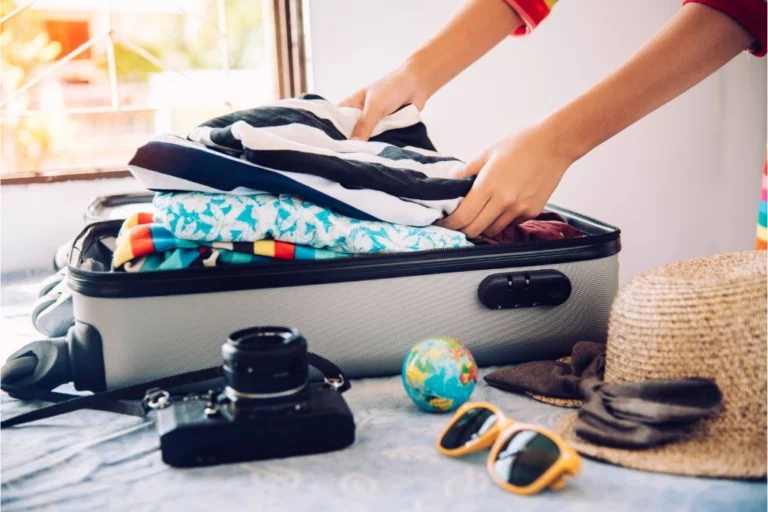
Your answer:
[62,205,621,391]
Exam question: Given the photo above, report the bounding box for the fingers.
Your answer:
[457,199,537,239]
[483,203,541,237]
[349,96,382,141]
[340,89,378,141]
[437,186,491,232]
[451,154,486,180]
[482,208,521,238]
[438,154,491,231]
[461,196,513,239]
[339,89,365,109]
[439,154,537,237]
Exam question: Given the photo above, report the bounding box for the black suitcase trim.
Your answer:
[67,205,620,299]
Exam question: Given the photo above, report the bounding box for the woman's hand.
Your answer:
[339,64,428,141]
[438,124,574,238]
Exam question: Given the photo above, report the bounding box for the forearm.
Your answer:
[404,0,523,103]
[545,3,754,161]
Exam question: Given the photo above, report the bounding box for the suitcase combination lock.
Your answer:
[477,270,572,310]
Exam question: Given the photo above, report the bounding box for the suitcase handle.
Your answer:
[478,270,572,310]
[84,192,155,223]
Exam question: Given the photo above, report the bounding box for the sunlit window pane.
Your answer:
[0,0,274,175]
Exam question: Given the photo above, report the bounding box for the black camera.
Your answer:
[155,327,355,468]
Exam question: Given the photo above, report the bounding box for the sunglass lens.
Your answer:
[491,430,561,487]
[439,407,499,450]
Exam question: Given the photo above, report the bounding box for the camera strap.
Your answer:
[307,353,351,393]
[1,353,349,429]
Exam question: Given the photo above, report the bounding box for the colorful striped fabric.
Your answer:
[758,157,767,250]
[113,213,350,272]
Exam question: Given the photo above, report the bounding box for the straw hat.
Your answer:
[554,251,767,478]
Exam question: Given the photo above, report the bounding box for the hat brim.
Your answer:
[554,413,767,478]
[525,392,583,408]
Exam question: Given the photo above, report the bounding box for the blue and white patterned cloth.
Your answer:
[153,192,472,254]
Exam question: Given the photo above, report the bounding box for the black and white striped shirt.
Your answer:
[129,94,472,226]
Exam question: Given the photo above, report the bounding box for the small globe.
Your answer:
[401,337,478,413]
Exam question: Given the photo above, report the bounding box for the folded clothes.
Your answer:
[129,94,472,226]
[113,213,349,272]
[472,212,587,245]
[153,192,473,253]
[573,378,722,449]
[484,341,605,399]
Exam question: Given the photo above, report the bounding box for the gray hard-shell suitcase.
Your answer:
[59,205,621,391]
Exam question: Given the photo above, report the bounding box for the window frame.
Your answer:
[0,0,309,185]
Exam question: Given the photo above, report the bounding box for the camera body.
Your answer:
[156,382,354,467]
[155,327,355,468]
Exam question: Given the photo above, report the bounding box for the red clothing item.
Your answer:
[502,0,767,57]
[503,0,550,34]
[471,212,586,245]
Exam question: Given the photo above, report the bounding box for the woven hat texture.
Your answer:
[555,251,767,478]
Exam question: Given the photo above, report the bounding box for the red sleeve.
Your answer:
[501,0,557,35]
[682,0,767,56]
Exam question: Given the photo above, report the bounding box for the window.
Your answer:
[45,19,91,59]
[0,0,308,179]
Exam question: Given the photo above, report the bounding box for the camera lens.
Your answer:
[222,327,308,398]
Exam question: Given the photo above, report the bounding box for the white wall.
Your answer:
[308,0,767,283]
[1,178,140,273]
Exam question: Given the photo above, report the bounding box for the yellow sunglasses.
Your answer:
[436,402,581,495]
